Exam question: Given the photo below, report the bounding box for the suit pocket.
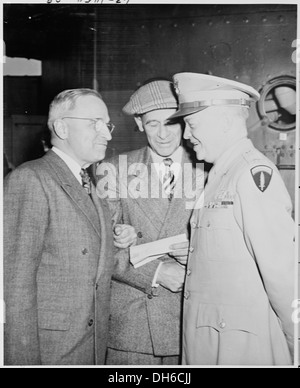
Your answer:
[38,309,71,331]
[196,303,258,335]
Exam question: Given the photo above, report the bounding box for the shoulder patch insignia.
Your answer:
[250,165,273,192]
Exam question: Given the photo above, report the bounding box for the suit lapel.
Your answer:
[44,150,101,237]
[90,185,113,283]
[127,147,169,233]
[61,183,101,238]
[158,149,194,239]
[158,198,191,239]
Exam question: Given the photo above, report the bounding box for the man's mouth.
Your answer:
[157,141,171,146]
[191,140,200,147]
[95,143,107,147]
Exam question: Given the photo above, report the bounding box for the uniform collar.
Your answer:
[208,138,253,182]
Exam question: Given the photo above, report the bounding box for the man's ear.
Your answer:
[53,119,68,140]
[222,111,232,133]
[134,116,144,133]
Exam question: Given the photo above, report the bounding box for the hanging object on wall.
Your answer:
[257,75,296,131]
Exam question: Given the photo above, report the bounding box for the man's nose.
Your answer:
[102,125,112,141]
[157,124,168,139]
[183,125,191,140]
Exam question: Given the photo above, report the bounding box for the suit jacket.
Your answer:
[4,150,115,365]
[96,146,205,358]
[183,139,294,365]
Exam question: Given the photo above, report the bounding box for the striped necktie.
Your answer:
[163,158,175,201]
[80,168,92,195]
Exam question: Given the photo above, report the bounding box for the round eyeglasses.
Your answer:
[62,117,115,134]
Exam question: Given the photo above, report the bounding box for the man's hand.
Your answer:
[156,261,186,293]
[168,241,190,266]
[114,224,137,249]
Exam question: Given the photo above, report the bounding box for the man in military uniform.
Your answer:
[169,73,295,365]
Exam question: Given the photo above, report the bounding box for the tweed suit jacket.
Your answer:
[4,150,115,365]
[96,146,205,357]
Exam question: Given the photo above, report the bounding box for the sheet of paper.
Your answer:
[130,233,188,268]
[132,254,165,269]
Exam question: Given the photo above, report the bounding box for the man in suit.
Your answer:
[169,73,295,365]
[4,88,116,365]
[96,80,205,365]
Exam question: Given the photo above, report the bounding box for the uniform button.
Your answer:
[189,247,194,253]
[184,291,190,299]
[219,320,226,329]
[186,269,192,276]
[137,232,143,238]
[88,319,94,327]
[82,248,88,255]
[191,222,197,229]
[147,294,153,299]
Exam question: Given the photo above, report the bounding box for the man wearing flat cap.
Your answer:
[170,73,295,365]
[96,79,205,365]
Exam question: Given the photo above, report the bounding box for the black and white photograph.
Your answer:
[0,0,299,372]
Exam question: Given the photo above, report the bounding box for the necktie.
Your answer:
[80,168,92,195]
[163,158,175,200]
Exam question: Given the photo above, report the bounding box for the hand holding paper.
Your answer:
[130,233,188,268]
[168,240,190,266]
[114,224,137,249]
[156,261,186,293]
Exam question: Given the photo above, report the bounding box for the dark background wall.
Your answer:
[3,3,297,209]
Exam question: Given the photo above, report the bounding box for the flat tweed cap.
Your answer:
[123,80,178,115]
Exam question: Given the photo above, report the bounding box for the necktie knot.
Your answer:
[163,158,173,168]
[80,168,91,195]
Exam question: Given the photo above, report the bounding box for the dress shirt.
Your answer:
[150,145,183,184]
[52,147,82,185]
[149,146,183,288]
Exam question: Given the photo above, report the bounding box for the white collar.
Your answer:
[150,145,183,181]
[149,145,183,165]
[52,147,82,184]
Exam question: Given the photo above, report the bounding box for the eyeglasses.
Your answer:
[62,117,115,134]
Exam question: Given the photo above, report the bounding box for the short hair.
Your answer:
[47,88,103,130]
[236,106,250,121]
[220,106,249,137]
[214,105,250,121]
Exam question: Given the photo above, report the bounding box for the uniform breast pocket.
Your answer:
[199,209,236,261]
[196,303,258,335]
[196,303,260,364]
